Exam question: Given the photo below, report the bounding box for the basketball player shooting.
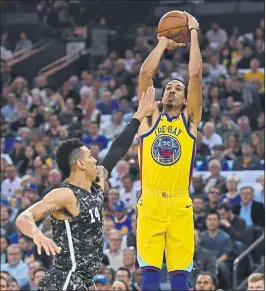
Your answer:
[137,12,202,291]
[15,87,159,291]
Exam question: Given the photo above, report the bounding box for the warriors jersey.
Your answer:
[139,112,196,194]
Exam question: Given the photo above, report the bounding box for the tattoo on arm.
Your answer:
[42,206,57,217]
[97,166,109,181]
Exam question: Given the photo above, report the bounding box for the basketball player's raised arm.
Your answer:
[185,12,202,125]
[16,188,74,256]
[98,87,159,186]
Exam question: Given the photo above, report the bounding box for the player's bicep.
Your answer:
[187,77,202,125]
[25,189,71,221]
[138,71,154,101]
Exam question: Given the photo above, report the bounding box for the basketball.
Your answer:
[158,10,190,44]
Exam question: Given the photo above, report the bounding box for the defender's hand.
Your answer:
[134,86,160,121]
[183,12,199,32]
[157,35,186,50]
[33,230,61,256]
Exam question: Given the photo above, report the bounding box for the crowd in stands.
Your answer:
[0,7,265,291]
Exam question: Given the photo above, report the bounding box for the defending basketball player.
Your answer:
[15,87,159,291]
[137,12,202,291]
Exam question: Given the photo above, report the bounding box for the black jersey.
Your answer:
[50,182,104,288]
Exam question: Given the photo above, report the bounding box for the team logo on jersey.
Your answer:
[151,134,181,166]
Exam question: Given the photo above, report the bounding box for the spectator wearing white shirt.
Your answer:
[209,55,227,82]
[206,23,228,50]
[14,32,32,53]
[100,109,127,140]
[124,50,135,72]
[119,175,139,210]
[203,122,223,150]
[1,165,21,200]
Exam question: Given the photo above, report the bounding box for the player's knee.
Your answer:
[169,272,189,291]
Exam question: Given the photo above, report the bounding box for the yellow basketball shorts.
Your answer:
[136,191,194,273]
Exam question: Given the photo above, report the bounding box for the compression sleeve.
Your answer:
[98,118,141,174]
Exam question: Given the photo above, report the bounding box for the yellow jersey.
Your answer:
[138,112,196,194]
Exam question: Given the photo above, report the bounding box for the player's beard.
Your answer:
[166,103,174,109]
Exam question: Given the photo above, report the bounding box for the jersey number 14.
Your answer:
[89,207,101,223]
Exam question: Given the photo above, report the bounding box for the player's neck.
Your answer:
[68,171,92,191]
[162,109,181,117]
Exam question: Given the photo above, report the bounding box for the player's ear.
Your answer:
[183,98,187,105]
[77,159,85,170]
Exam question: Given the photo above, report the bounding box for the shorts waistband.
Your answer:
[141,189,189,197]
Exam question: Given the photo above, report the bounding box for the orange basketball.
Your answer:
[158,10,190,44]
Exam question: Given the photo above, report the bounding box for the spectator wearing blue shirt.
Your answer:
[1,244,29,288]
[233,186,265,227]
[82,121,109,150]
[198,144,229,171]
[1,93,17,123]
[97,90,120,115]
[111,200,132,235]
[200,211,232,289]
[220,176,241,207]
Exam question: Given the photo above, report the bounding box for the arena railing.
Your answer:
[233,233,265,290]
[8,39,53,66]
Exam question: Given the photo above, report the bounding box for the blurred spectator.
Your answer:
[193,230,216,274]
[31,76,52,106]
[247,273,264,291]
[204,159,226,193]
[122,248,135,272]
[103,266,115,287]
[218,202,246,242]
[2,165,23,198]
[193,196,206,231]
[97,91,120,115]
[232,142,262,170]
[109,160,130,189]
[104,229,123,271]
[41,169,62,196]
[206,23,228,50]
[8,276,20,291]
[0,275,9,291]
[202,122,223,150]
[245,58,264,86]
[111,200,132,235]
[198,144,229,171]
[1,236,10,264]
[194,271,218,291]
[0,205,17,237]
[103,218,115,250]
[14,32,32,53]
[233,186,264,227]
[200,211,232,289]
[220,176,240,207]
[191,175,205,197]
[82,122,109,150]
[100,109,127,140]
[115,267,131,287]
[93,274,109,291]
[223,133,241,160]
[208,55,227,81]
[1,32,12,51]
[1,244,28,288]
[216,112,239,142]
[1,93,18,123]
[254,175,264,205]
[119,175,139,210]
[112,279,128,291]
[123,213,136,249]
[22,260,43,290]
[196,132,210,161]
[206,186,221,213]
[33,268,46,289]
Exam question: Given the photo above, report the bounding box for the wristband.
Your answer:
[189,28,199,33]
